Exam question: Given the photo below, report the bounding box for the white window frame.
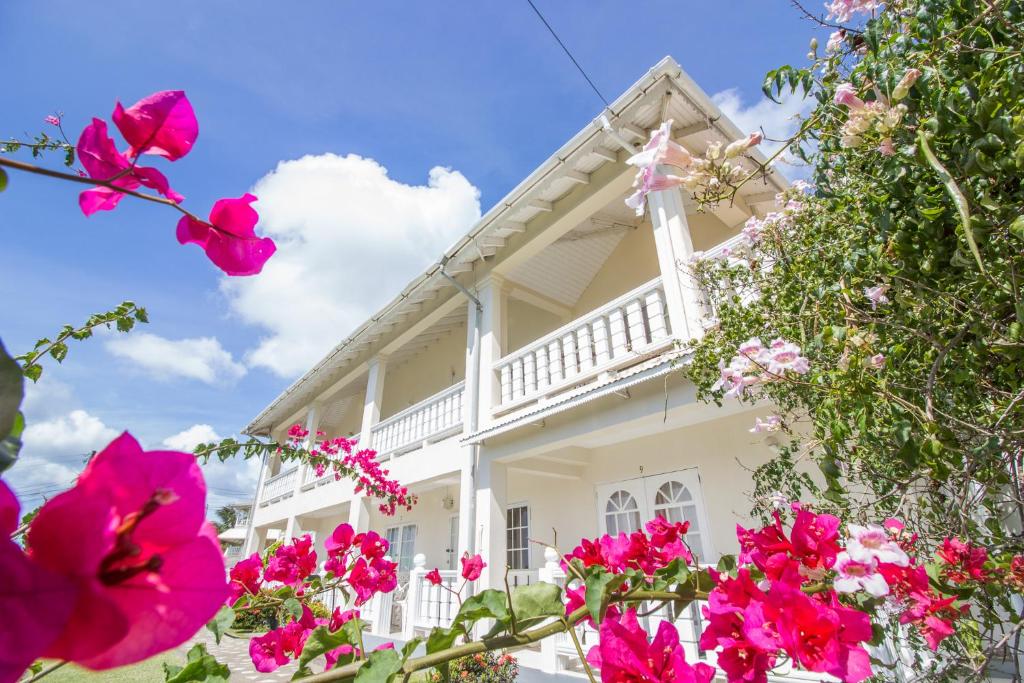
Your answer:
[506,502,531,570]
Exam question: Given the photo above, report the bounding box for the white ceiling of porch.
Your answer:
[504,206,639,308]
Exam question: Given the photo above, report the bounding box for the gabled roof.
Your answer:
[245,56,786,436]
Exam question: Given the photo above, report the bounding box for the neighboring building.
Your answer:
[242,56,792,675]
[217,502,252,564]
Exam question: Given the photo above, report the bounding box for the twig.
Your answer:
[0,155,205,224]
[25,661,69,682]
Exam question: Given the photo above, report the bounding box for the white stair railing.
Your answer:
[494,277,671,410]
[370,382,465,458]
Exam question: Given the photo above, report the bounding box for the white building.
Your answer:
[217,502,253,564]
[242,56,792,675]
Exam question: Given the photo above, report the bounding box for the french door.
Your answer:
[595,468,714,562]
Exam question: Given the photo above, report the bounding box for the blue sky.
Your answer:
[0,1,822,511]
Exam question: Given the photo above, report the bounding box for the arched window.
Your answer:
[605,490,642,536]
[652,480,705,559]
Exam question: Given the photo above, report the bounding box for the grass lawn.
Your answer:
[27,653,182,683]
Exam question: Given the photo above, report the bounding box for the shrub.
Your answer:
[429,651,518,682]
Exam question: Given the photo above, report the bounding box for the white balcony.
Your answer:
[259,466,298,507]
[494,277,673,412]
[370,381,465,458]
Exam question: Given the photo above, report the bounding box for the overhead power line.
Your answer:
[524,0,611,108]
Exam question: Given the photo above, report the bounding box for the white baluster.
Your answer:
[593,316,611,366]
[608,307,628,357]
[523,352,537,397]
[645,287,668,341]
[547,340,563,384]
[625,298,646,349]
[500,364,512,405]
[561,332,578,379]
[577,324,594,372]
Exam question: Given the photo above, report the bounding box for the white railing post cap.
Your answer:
[543,546,560,567]
[413,553,427,569]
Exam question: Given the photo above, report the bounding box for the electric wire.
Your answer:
[523,0,610,108]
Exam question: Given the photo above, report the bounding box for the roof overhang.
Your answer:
[245,55,787,436]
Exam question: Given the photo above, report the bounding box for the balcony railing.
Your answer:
[370,381,465,457]
[494,277,672,411]
[259,467,298,507]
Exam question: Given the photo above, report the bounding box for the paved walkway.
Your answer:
[184,630,580,681]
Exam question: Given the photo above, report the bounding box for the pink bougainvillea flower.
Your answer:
[425,568,443,586]
[0,481,78,683]
[936,537,989,583]
[348,556,398,604]
[249,629,292,673]
[356,530,390,560]
[325,522,356,556]
[176,193,276,276]
[26,432,227,670]
[265,534,318,589]
[460,553,486,581]
[112,90,198,161]
[586,608,715,683]
[863,284,890,309]
[77,118,184,216]
[227,552,263,605]
[44,114,61,127]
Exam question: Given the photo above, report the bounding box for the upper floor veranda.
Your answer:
[245,56,787,518]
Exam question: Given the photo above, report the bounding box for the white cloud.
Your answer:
[20,376,75,421]
[106,332,246,384]
[22,409,119,460]
[222,153,481,377]
[712,88,815,178]
[163,423,222,451]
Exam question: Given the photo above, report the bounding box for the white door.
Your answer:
[596,469,714,562]
[642,470,714,563]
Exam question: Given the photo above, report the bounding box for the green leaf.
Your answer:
[455,589,509,626]
[354,646,402,683]
[163,643,229,683]
[584,569,625,626]
[510,581,563,623]
[0,167,7,192]
[284,597,304,620]
[425,624,465,654]
[297,621,362,670]
[205,605,235,645]
[0,340,24,441]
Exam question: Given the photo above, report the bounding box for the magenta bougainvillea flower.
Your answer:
[587,608,715,683]
[25,432,227,670]
[175,193,277,276]
[227,552,264,605]
[425,568,442,585]
[264,534,318,589]
[0,481,77,683]
[460,553,486,581]
[112,90,198,161]
[77,118,184,216]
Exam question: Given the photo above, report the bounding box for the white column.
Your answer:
[473,453,507,591]
[458,297,481,561]
[243,450,271,554]
[359,355,389,449]
[284,515,298,542]
[476,274,506,425]
[648,185,705,341]
[347,496,371,535]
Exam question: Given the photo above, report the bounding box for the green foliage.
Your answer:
[232,588,284,632]
[162,643,229,683]
[204,606,235,645]
[16,300,148,382]
[0,340,25,473]
[429,651,519,683]
[689,0,1024,675]
[0,131,75,166]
